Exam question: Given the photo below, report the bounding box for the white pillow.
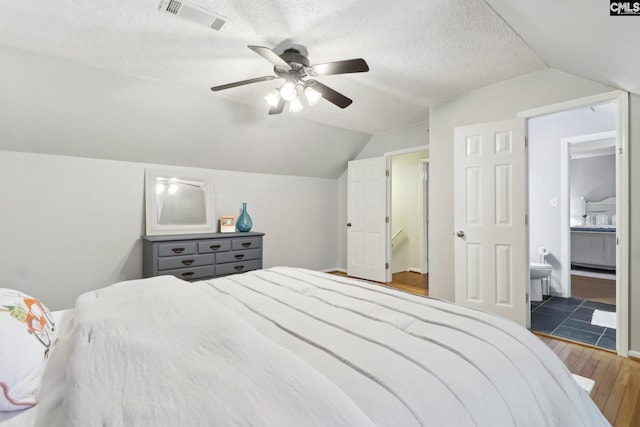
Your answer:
[0,289,57,411]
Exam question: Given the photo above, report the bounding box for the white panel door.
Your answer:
[454,118,527,326]
[347,157,389,283]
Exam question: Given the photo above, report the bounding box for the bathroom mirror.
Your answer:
[144,168,215,235]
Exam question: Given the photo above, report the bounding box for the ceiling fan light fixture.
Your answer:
[279,82,297,102]
[265,89,281,107]
[212,45,369,115]
[304,86,322,106]
[289,98,304,113]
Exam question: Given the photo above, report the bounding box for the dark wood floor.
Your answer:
[388,271,429,295]
[539,336,640,426]
[332,270,428,295]
[332,270,639,426]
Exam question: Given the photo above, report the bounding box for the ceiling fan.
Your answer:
[210,45,369,115]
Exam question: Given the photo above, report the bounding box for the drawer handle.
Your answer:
[241,242,252,248]
[181,272,194,278]
[210,244,221,250]
[234,265,244,271]
[182,259,194,266]
[234,254,245,260]
[172,247,185,254]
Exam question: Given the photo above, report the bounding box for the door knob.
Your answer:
[347,223,352,227]
[456,230,465,238]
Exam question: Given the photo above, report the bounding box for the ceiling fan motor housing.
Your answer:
[279,48,310,67]
[274,49,314,81]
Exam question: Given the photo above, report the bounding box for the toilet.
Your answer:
[530,247,552,302]
[530,262,552,280]
[530,262,552,302]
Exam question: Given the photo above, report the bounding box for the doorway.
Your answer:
[524,95,627,354]
[346,146,429,285]
[562,131,616,312]
[390,150,429,278]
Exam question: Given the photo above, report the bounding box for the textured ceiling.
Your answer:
[0,0,547,134]
[487,0,640,96]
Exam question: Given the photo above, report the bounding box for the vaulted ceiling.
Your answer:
[0,0,547,135]
[487,0,640,96]
[0,0,636,178]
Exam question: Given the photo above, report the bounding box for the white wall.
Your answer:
[355,124,429,160]
[336,122,428,270]
[570,155,616,223]
[528,108,615,296]
[0,151,339,310]
[428,68,613,302]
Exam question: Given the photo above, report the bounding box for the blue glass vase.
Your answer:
[236,202,253,232]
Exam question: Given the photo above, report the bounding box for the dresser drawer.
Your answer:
[198,240,231,253]
[158,242,197,257]
[158,265,215,281]
[143,233,264,280]
[216,259,261,276]
[231,237,261,250]
[158,254,215,271]
[216,248,260,264]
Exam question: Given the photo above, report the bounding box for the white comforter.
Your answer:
[58,267,609,426]
[62,274,373,427]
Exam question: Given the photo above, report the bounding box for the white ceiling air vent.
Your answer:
[159,0,226,31]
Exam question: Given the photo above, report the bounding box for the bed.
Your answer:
[1,267,610,426]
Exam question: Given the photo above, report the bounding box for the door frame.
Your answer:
[420,159,430,274]
[518,90,629,357]
[384,145,430,275]
[560,130,616,298]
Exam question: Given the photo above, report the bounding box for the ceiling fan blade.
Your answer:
[311,58,369,76]
[307,80,353,109]
[248,45,292,71]
[210,75,276,91]
[268,98,286,115]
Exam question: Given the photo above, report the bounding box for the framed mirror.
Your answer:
[144,169,215,235]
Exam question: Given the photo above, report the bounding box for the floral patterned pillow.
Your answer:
[0,289,57,411]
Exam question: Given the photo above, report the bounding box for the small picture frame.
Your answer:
[220,215,235,233]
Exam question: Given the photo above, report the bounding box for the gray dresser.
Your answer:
[142,232,264,281]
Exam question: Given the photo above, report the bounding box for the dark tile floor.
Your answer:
[530,297,616,350]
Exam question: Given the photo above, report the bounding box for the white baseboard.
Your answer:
[629,350,640,360]
[408,268,423,274]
